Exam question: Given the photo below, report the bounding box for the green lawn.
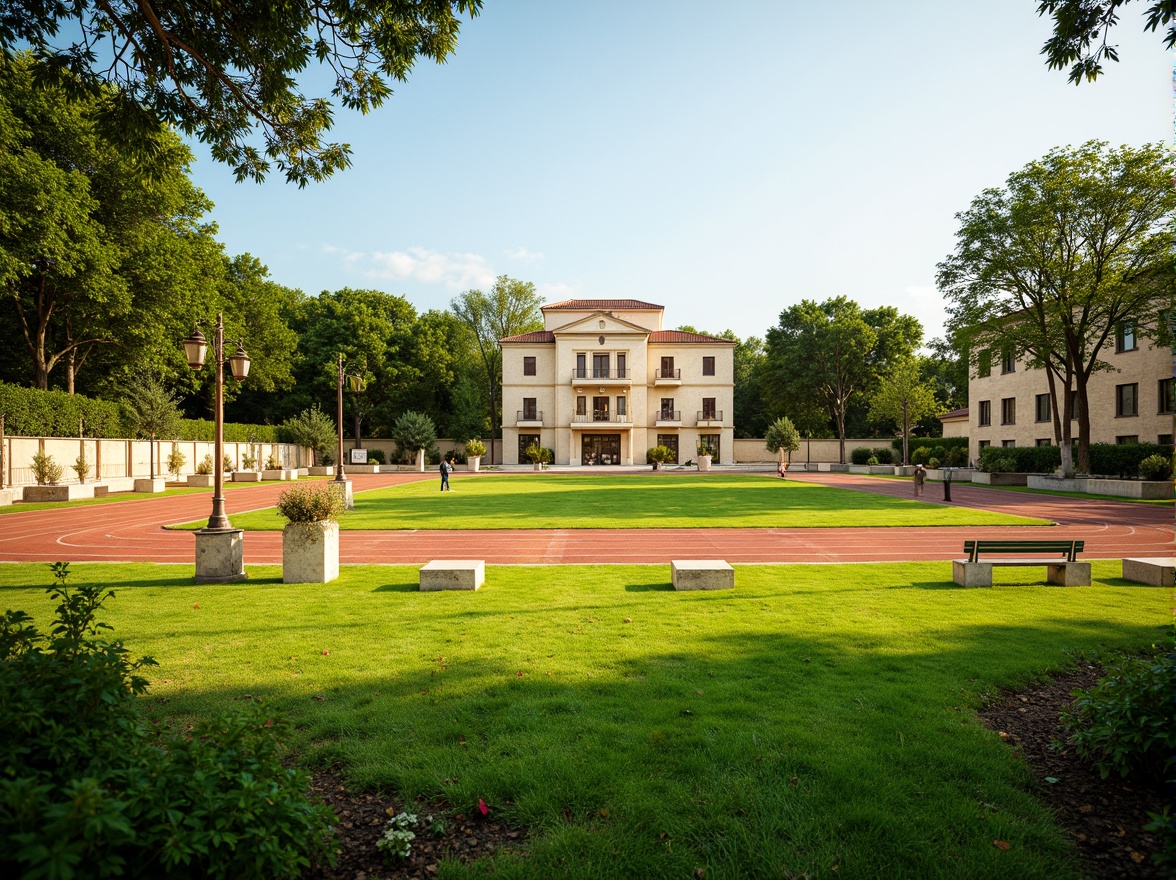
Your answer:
[187,474,1052,530]
[1,560,1166,879]
[865,474,1175,506]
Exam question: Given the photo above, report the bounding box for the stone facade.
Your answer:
[500,300,735,466]
[967,325,1172,465]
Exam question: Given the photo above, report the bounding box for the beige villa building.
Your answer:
[500,299,735,466]
[967,322,1173,463]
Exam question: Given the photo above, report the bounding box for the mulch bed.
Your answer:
[303,773,528,880]
[977,665,1167,879]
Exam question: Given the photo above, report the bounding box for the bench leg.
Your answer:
[1047,562,1090,587]
[953,561,992,588]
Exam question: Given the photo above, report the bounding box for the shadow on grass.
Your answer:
[623,581,674,592]
[372,581,420,593]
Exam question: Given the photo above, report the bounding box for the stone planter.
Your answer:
[133,477,166,493]
[23,484,96,502]
[347,464,381,474]
[231,471,261,482]
[186,474,214,487]
[282,520,339,583]
[0,488,16,506]
[261,468,297,481]
[972,472,1028,486]
[816,463,849,472]
[468,455,481,473]
[893,466,916,476]
[533,462,543,471]
[697,455,712,472]
[1026,475,1174,499]
[307,466,334,476]
[850,465,895,475]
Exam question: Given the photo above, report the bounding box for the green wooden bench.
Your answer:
[953,539,1090,587]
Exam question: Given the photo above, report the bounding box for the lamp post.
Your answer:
[183,313,251,582]
[335,352,346,484]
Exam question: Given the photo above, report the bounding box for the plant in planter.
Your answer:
[465,439,486,458]
[167,448,186,479]
[866,456,879,466]
[31,452,63,485]
[266,453,282,470]
[72,455,91,484]
[241,452,258,471]
[648,445,672,469]
[196,454,214,475]
[1139,454,1172,482]
[277,484,346,583]
[524,443,546,469]
[927,457,940,470]
[222,454,234,474]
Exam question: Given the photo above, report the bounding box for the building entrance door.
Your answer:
[582,434,621,465]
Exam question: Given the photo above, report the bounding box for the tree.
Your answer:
[389,411,437,461]
[122,374,183,478]
[936,141,1174,474]
[283,405,336,466]
[763,297,922,463]
[764,416,801,464]
[4,1,482,185]
[1037,1,1176,83]
[451,276,543,464]
[867,357,942,465]
[0,53,220,394]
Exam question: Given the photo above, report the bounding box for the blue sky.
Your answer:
[186,0,1170,346]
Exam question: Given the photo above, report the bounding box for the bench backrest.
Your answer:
[963,539,1084,563]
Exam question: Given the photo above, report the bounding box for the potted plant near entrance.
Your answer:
[648,445,673,470]
[524,443,549,471]
[277,484,346,583]
[696,440,714,472]
[465,438,486,473]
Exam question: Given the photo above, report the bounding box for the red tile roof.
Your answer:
[648,330,734,344]
[940,407,969,420]
[542,299,663,311]
[500,330,555,344]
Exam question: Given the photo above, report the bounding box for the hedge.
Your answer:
[893,436,970,455]
[978,443,1173,478]
[0,383,291,443]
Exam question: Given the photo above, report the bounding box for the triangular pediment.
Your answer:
[550,311,652,336]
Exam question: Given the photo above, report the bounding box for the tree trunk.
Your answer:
[66,349,76,395]
[352,413,363,449]
[901,400,909,465]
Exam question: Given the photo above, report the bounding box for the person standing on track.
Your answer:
[440,457,452,491]
[912,464,926,497]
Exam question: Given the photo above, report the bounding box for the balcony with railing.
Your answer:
[654,410,682,426]
[696,410,723,426]
[516,410,543,427]
[654,368,681,385]
[571,412,631,426]
[570,368,630,386]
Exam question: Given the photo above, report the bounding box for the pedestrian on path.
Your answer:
[912,464,925,497]
[440,457,451,491]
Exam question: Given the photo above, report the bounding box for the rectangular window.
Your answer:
[592,396,610,421]
[656,434,679,463]
[518,434,540,462]
[660,398,675,419]
[1158,433,1173,446]
[616,353,627,378]
[978,400,991,427]
[576,353,586,379]
[1035,438,1051,447]
[523,356,536,376]
[522,397,537,420]
[576,395,586,416]
[1001,397,1016,425]
[616,396,627,418]
[1116,435,1138,445]
[1159,378,1175,414]
[699,434,720,459]
[1115,383,1138,417]
[702,356,715,376]
[660,356,676,379]
[977,350,991,378]
[1001,348,1016,374]
[1116,322,1137,352]
[702,397,717,419]
[978,440,991,449]
[1002,439,1016,448]
[1035,393,1051,423]
[592,353,610,378]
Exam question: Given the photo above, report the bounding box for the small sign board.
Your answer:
[349,448,368,465]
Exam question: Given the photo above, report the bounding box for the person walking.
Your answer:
[912,464,926,497]
[440,457,451,491]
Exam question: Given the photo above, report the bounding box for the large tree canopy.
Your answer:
[763,297,922,463]
[1,0,481,185]
[1037,0,1176,82]
[936,140,1174,474]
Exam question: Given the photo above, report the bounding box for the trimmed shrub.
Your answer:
[0,563,337,878]
[0,382,123,438]
[72,456,90,483]
[177,419,285,443]
[30,452,63,485]
[167,449,187,478]
[1138,454,1172,481]
[465,438,487,458]
[195,454,214,475]
[850,447,873,465]
[910,447,929,465]
[871,447,894,465]
[365,448,386,464]
[277,484,347,523]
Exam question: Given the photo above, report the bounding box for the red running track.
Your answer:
[0,471,1170,568]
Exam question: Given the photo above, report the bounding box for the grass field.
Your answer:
[187,474,1052,531]
[1,560,1167,879]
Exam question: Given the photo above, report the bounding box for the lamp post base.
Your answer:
[194,528,248,583]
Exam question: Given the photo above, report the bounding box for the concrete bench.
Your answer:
[953,539,1089,587]
[420,560,485,591]
[1122,557,1175,587]
[671,560,734,591]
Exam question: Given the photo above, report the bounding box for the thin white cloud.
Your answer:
[506,247,544,263]
[361,247,497,291]
[538,282,576,301]
[321,244,366,264]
